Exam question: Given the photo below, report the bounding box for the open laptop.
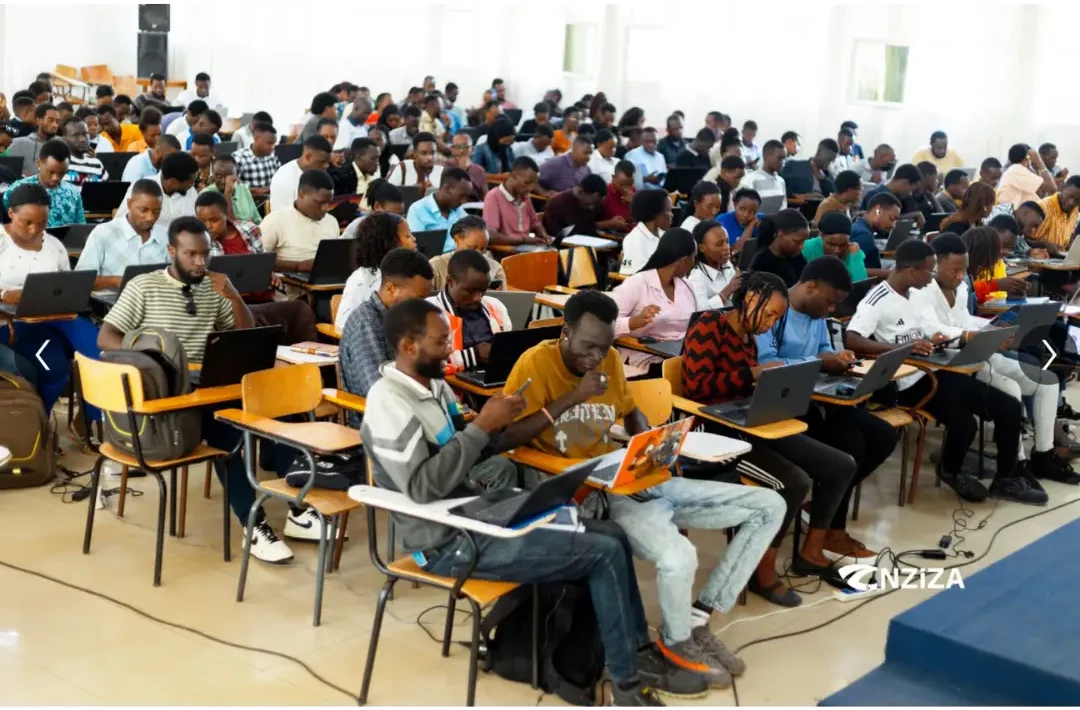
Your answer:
[216,141,239,157]
[454,325,562,388]
[0,156,23,176]
[0,270,96,318]
[486,291,536,330]
[81,181,130,214]
[208,252,277,294]
[702,359,822,427]
[96,153,136,181]
[924,212,949,233]
[189,326,281,388]
[1027,233,1080,267]
[883,219,917,251]
[582,419,693,487]
[414,230,449,258]
[274,144,302,164]
[449,458,594,527]
[833,277,881,319]
[91,262,166,305]
[282,239,354,285]
[814,343,915,400]
[988,302,1061,348]
[398,186,423,212]
[910,326,1018,368]
[759,194,785,215]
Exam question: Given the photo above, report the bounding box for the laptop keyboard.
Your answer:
[456,494,527,525]
[588,463,620,486]
[717,406,749,426]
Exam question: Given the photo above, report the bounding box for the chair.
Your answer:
[80,65,113,86]
[627,378,672,427]
[54,64,77,79]
[501,250,559,292]
[528,316,564,329]
[316,294,343,340]
[112,75,139,98]
[558,247,600,289]
[74,353,230,587]
[216,364,364,626]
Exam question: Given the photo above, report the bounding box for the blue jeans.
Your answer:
[0,343,38,387]
[0,317,101,418]
[608,477,785,645]
[425,515,649,684]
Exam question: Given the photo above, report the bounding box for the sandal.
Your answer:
[747,578,802,607]
[792,555,848,590]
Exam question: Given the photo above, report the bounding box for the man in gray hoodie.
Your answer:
[8,103,60,176]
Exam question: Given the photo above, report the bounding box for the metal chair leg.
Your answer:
[82,456,104,554]
[222,459,231,562]
[466,599,482,707]
[168,468,177,537]
[898,426,910,506]
[851,483,861,522]
[117,465,128,518]
[312,509,329,627]
[237,493,268,602]
[150,470,167,587]
[359,577,397,706]
[908,419,928,506]
[332,511,349,572]
[327,515,339,573]
[442,594,458,657]
[178,466,189,538]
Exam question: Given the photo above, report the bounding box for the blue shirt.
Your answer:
[406,194,466,250]
[755,306,834,365]
[3,176,85,227]
[121,150,157,183]
[185,133,221,151]
[716,210,764,247]
[625,146,667,190]
[850,217,882,269]
[74,215,170,276]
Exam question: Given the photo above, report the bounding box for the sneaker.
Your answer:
[656,635,730,689]
[244,521,294,564]
[610,681,665,707]
[284,509,347,541]
[989,476,1048,506]
[1059,403,1080,421]
[690,625,745,676]
[1030,450,1080,485]
[938,465,988,503]
[636,642,711,697]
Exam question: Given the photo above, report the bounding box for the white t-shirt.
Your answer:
[0,228,70,290]
[269,160,303,212]
[846,280,927,389]
[909,279,987,340]
[335,267,381,331]
[166,117,192,139]
[681,215,702,231]
[737,169,787,211]
[687,261,737,309]
[587,152,617,183]
[619,222,662,275]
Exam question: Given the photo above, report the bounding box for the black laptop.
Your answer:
[91,262,166,305]
[97,153,137,181]
[81,181,130,214]
[702,360,821,427]
[216,141,239,157]
[414,230,449,258]
[49,223,97,252]
[208,253,277,294]
[399,185,423,212]
[328,195,362,226]
[814,343,915,400]
[189,326,281,388]
[455,326,562,388]
[0,270,96,318]
[274,144,302,164]
[883,219,917,251]
[0,156,24,177]
[283,239,354,285]
[833,277,881,319]
[924,212,949,233]
[450,459,594,527]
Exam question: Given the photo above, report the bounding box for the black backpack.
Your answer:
[481,582,605,706]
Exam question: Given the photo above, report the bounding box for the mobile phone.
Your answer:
[513,378,532,396]
[638,335,659,344]
[933,335,961,351]
[489,279,503,290]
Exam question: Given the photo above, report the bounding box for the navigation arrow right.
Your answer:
[1043,339,1057,371]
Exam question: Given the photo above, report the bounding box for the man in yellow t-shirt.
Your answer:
[97,104,143,152]
[499,291,784,689]
[1034,178,1080,250]
[911,131,963,173]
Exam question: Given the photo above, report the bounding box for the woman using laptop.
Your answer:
[681,271,856,606]
[687,220,739,309]
[335,212,417,330]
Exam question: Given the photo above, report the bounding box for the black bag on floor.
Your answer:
[284,453,364,490]
[480,582,605,706]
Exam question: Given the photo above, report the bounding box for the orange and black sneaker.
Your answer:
[657,636,731,689]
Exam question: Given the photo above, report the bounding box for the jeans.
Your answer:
[978,353,1057,454]
[425,515,648,684]
[607,477,784,645]
[802,404,899,529]
[0,342,38,387]
[898,370,1022,479]
[0,317,101,418]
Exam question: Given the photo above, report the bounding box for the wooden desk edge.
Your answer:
[135,384,242,414]
[213,408,362,454]
[446,374,502,397]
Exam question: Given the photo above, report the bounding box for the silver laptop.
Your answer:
[486,291,536,330]
[1027,234,1080,267]
[760,194,785,215]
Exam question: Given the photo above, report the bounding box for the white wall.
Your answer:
[4,3,1079,168]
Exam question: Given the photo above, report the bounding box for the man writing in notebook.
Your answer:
[496,291,784,691]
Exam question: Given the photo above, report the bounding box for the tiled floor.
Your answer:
[2,405,1079,706]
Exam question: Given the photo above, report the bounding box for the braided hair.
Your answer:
[731,270,788,350]
[961,226,1001,282]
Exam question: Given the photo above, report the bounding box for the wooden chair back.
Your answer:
[112,75,139,97]
[502,250,559,292]
[330,295,343,325]
[80,65,113,85]
[528,317,565,330]
[241,364,324,419]
[661,356,684,397]
[74,353,145,412]
[54,64,77,79]
[627,379,673,426]
[559,247,599,289]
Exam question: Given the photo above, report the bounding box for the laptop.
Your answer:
[208,252,277,294]
[988,302,1061,348]
[486,291,536,330]
[759,194,785,215]
[833,277,881,319]
[910,326,1018,368]
[0,270,96,318]
[238,112,257,127]
[883,219,917,251]
[814,343,915,400]
[663,167,708,195]
[454,326,562,388]
[702,359,822,427]
[91,262,166,305]
[189,326,281,388]
[737,238,758,270]
[97,153,136,181]
[81,181,130,214]
[49,223,96,250]
[282,239,354,285]
[449,458,594,527]
[924,212,948,233]
[216,141,239,157]
[1027,233,1080,267]
[328,195,361,225]
[0,156,23,176]
[398,185,423,212]
[638,308,732,359]
[414,230,449,258]
[583,418,694,487]
[274,144,302,164]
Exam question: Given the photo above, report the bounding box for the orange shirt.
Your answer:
[551,129,575,155]
[101,123,144,152]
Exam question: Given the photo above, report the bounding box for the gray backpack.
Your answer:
[100,327,203,461]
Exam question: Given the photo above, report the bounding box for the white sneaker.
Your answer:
[285,509,347,541]
[244,521,294,564]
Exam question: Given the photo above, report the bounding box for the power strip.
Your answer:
[833,586,890,603]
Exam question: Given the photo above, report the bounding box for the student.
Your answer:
[674,129,715,169]
[852,143,896,185]
[3,139,84,226]
[939,182,996,235]
[829,127,857,176]
[1032,176,1080,250]
[340,248,435,403]
[688,220,739,308]
[315,118,341,165]
[445,133,487,200]
[911,130,963,172]
[328,137,381,208]
[850,192,901,271]
[517,101,551,135]
[748,209,810,288]
[77,179,168,282]
[164,100,208,143]
[472,116,516,174]
[133,73,170,114]
[739,120,761,168]
[0,184,101,415]
[192,190,263,257]
[177,74,226,114]
[482,156,549,246]
[336,99,372,152]
[113,95,135,124]
[550,107,580,155]
[716,188,763,251]
[425,250,512,374]
[935,168,969,214]
[428,216,505,292]
[998,144,1057,209]
[268,135,332,212]
[813,170,861,223]
[598,160,635,231]
[736,140,786,211]
[539,135,592,192]
[1040,142,1069,187]
[620,189,673,275]
[780,139,839,199]
[841,121,864,160]
[58,117,107,185]
[324,211,416,330]
[912,162,944,220]
[802,212,868,282]
[911,233,1072,485]
[233,122,281,195]
[843,240,1039,504]
[990,202,1049,259]
[625,128,667,191]
[756,257,898,556]
[702,155,745,213]
[7,103,60,176]
[961,226,1026,304]
[680,181,721,231]
[541,175,607,237]
[781,131,801,159]
[417,95,448,148]
[198,155,259,224]
[190,132,217,190]
[386,132,444,189]
[681,272,857,603]
[6,95,37,139]
[96,104,142,152]
[405,168,471,249]
[298,92,338,142]
[230,112,271,151]
[115,151,198,229]
[496,290,783,686]
[859,162,922,222]
[511,124,555,166]
[610,228,698,369]
[588,128,619,183]
[261,168,339,280]
[658,114,687,167]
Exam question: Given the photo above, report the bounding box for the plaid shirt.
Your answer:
[209,220,264,256]
[339,292,392,424]
[233,147,281,189]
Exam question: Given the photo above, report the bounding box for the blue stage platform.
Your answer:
[821,516,1080,705]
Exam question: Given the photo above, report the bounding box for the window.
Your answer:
[849,40,909,105]
[563,23,597,77]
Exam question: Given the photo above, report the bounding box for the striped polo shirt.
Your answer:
[102,269,236,363]
[65,154,108,187]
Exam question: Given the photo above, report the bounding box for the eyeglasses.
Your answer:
[181,284,197,316]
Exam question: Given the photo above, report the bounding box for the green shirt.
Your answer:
[201,182,261,224]
[802,236,868,282]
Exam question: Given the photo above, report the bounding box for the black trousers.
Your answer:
[897,371,1022,479]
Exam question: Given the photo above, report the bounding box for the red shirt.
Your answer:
[682,311,756,405]
[218,228,253,254]
[600,182,633,225]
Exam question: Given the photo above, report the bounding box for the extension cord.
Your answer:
[832,586,890,603]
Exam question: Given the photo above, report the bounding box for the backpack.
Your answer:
[100,327,202,461]
[284,453,364,490]
[0,372,55,489]
[481,582,605,706]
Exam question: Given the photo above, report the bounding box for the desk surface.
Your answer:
[446,374,502,398]
[279,274,346,293]
[904,357,982,375]
[136,384,242,414]
[534,293,570,310]
[215,409,362,454]
[671,394,807,439]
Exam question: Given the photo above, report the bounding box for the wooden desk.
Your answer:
[446,374,502,398]
[214,409,362,455]
[490,243,553,256]
[614,335,680,358]
[279,275,346,293]
[316,323,342,340]
[1,312,79,344]
[670,394,807,439]
[535,293,570,310]
[136,385,242,414]
[502,447,671,496]
[608,272,628,284]
[904,357,982,375]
